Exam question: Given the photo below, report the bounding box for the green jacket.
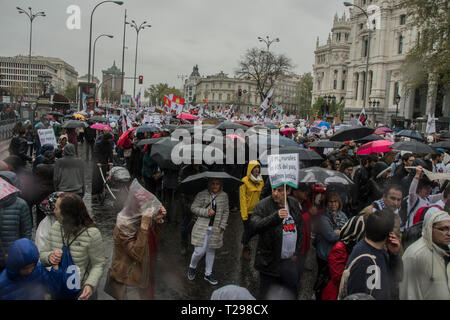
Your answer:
[39,221,106,290]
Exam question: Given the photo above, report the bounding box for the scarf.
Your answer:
[329,210,347,230]
[249,174,262,184]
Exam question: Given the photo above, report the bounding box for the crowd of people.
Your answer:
[0,110,449,301]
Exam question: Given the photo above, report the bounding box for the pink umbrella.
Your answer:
[357,140,393,155]
[90,123,111,131]
[177,113,197,120]
[225,134,245,142]
[374,127,393,135]
[281,128,296,136]
[0,177,20,200]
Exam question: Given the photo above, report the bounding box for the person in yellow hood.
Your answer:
[239,160,264,260]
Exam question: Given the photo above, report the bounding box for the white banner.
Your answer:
[268,153,299,189]
[37,129,57,148]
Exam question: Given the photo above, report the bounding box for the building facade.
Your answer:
[312,0,449,125]
[194,71,260,114]
[188,66,302,115]
[184,65,201,104]
[101,61,123,104]
[0,55,78,100]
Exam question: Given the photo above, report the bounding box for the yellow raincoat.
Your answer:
[239,160,264,221]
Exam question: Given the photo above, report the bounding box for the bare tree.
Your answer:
[235,47,293,103]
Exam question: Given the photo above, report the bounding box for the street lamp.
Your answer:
[343,2,372,124]
[257,36,280,52]
[369,99,380,125]
[87,1,123,84]
[92,34,114,84]
[17,7,46,102]
[92,34,114,103]
[395,94,401,117]
[128,19,151,97]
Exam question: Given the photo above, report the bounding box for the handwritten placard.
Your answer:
[268,153,299,188]
[37,129,57,148]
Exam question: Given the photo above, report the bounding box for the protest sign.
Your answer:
[268,153,299,189]
[38,128,57,148]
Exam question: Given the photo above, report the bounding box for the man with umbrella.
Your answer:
[249,183,304,300]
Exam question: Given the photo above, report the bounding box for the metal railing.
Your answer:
[0,119,16,141]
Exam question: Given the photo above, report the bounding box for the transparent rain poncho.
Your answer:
[115,179,162,237]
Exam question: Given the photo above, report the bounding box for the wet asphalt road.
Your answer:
[54,141,318,300]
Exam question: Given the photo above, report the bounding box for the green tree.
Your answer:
[144,83,184,106]
[63,83,77,103]
[402,0,450,92]
[296,72,313,117]
[235,47,294,103]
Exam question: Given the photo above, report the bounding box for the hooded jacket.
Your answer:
[0,171,32,268]
[239,161,264,221]
[400,210,450,300]
[0,238,62,299]
[53,143,85,194]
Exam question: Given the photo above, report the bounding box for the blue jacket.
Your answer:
[0,171,32,268]
[0,238,62,300]
[316,210,348,261]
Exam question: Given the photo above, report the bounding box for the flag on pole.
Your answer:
[426,113,436,134]
[202,95,209,107]
[358,107,368,126]
[260,88,274,112]
[135,89,142,110]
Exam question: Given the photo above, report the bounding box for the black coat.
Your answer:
[34,162,55,204]
[8,136,31,164]
[250,195,303,277]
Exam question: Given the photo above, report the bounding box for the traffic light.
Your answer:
[138,75,143,84]
[243,89,247,94]
[238,89,242,96]
[95,99,99,107]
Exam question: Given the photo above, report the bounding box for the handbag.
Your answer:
[123,148,132,158]
[103,269,126,300]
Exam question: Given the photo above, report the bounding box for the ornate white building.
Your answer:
[312,0,449,125]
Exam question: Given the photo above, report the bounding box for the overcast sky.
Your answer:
[1,0,347,96]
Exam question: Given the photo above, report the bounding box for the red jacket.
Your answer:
[299,198,313,254]
[322,241,348,300]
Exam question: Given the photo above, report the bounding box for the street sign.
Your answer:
[121,94,131,106]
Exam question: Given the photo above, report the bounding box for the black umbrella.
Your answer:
[395,129,425,142]
[149,137,181,169]
[215,121,248,131]
[309,140,344,148]
[355,134,386,144]
[135,125,161,134]
[247,135,299,155]
[439,131,450,139]
[137,138,163,147]
[48,111,63,116]
[431,140,450,149]
[259,146,322,165]
[330,126,375,141]
[61,120,87,129]
[163,124,178,131]
[270,147,323,160]
[172,144,224,166]
[90,116,107,122]
[388,141,438,154]
[178,171,243,195]
[298,167,354,185]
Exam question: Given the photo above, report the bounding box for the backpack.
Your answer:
[52,227,89,300]
[399,195,420,230]
[412,205,442,226]
[401,204,442,250]
[8,136,21,156]
[338,254,378,300]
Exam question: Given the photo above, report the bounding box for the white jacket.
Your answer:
[399,210,450,300]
